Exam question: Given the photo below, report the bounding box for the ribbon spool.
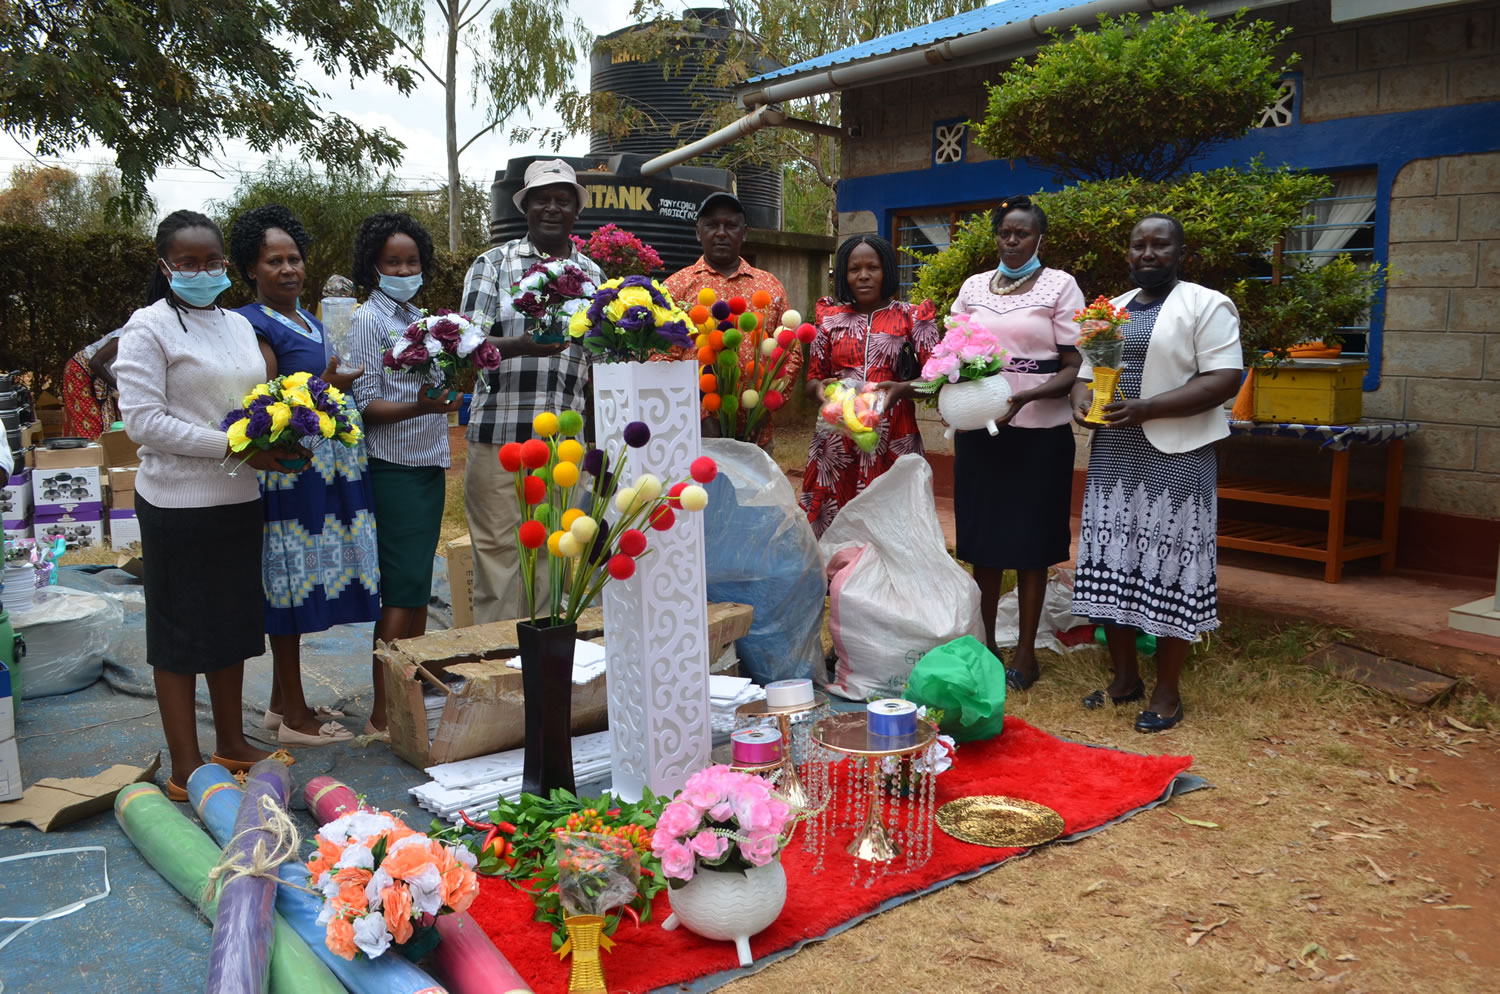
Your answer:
[867,699,918,737]
[731,727,783,765]
[764,678,813,709]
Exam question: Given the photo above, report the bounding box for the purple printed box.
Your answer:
[1,471,30,519]
[34,514,103,550]
[34,501,105,522]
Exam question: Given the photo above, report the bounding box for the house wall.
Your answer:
[828,0,1500,571]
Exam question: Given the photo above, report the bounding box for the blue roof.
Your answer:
[745,0,1081,84]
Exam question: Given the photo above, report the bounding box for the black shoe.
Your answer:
[1081,679,1146,710]
[1005,665,1040,691]
[1134,703,1184,733]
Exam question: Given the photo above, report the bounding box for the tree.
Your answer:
[577,0,987,236]
[975,9,1293,182]
[377,0,590,251]
[400,178,492,255]
[0,164,153,235]
[0,1,416,212]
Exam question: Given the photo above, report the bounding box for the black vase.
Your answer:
[517,620,578,797]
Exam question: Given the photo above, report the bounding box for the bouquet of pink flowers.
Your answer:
[650,766,799,885]
[912,312,1009,396]
[307,807,480,961]
[382,310,501,395]
[570,223,664,279]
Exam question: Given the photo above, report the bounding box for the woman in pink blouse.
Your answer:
[950,196,1084,690]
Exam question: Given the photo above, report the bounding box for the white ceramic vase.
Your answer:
[937,374,1014,439]
[662,860,788,966]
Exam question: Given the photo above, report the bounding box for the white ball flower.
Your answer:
[635,473,662,501]
[679,484,709,512]
[781,309,801,329]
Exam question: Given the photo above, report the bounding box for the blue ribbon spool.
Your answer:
[867,698,918,737]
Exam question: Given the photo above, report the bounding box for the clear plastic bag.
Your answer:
[11,586,123,698]
[813,378,888,454]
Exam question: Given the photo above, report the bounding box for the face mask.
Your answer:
[1130,265,1177,290]
[380,272,423,302]
[169,270,231,308]
[998,254,1042,281]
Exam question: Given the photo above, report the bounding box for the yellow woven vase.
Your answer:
[1084,366,1123,425]
[558,914,612,994]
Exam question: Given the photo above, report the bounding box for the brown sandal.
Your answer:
[165,779,189,803]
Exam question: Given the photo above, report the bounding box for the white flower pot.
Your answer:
[662,860,787,966]
[937,374,1014,439]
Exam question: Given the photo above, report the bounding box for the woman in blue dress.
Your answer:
[228,204,380,746]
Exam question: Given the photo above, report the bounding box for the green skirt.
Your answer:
[368,457,446,609]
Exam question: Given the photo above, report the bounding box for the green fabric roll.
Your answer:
[114,783,343,994]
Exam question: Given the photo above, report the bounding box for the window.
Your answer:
[892,206,994,298]
[1279,172,1379,356]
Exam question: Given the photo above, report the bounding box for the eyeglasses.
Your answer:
[161,257,228,277]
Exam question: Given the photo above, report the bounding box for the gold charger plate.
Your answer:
[936,795,1065,847]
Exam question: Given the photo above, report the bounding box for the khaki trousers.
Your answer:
[465,441,547,624]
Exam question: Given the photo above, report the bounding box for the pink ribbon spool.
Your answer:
[731,727,783,765]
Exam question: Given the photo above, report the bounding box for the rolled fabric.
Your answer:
[188,764,449,994]
[302,776,535,994]
[113,783,343,994]
[206,761,289,994]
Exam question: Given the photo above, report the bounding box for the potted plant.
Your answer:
[1228,254,1388,424]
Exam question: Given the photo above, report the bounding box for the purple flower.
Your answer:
[290,406,321,437]
[246,409,272,438]
[249,395,274,413]
[219,408,247,431]
[553,267,586,297]
[588,524,611,564]
[403,322,426,343]
[430,318,461,346]
[586,286,619,325]
[581,448,605,477]
[382,350,401,371]
[717,319,735,331]
[401,345,430,367]
[514,291,545,318]
[655,319,692,349]
[472,341,502,370]
[710,301,731,321]
[617,305,650,334]
[623,421,651,448]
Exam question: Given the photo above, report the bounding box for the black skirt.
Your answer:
[954,422,1075,570]
[137,493,266,673]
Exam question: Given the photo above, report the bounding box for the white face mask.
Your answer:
[379,272,423,302]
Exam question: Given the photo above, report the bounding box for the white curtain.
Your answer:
[1294,174,1377,269]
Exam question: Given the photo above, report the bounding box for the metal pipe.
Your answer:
[639,105,786,176]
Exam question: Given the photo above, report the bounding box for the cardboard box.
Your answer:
[2,519,32,543]
[1,471,30,519]
[98,428,141,468]
[36,407,63,439]
[109,509,140,550]
[32,443,103,472]
[34,512,103,550]
[446,534,474,629]
[107,467,137,493]
[379,602,755,768]
[33,466,102,508]
[110,488,135,513]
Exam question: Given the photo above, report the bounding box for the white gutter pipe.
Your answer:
[639,0,1294,176]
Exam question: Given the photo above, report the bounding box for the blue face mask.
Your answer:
[168,269,231,308]
[380,272,423,302]
[998,254,1042,281]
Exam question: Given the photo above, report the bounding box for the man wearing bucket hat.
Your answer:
[662,191,800,449]
[461,158,606,625]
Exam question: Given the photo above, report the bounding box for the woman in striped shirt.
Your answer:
[347,213,463,733]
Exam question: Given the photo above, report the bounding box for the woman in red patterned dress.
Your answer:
[799,235,939,537]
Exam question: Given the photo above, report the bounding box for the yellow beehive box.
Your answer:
[1252,359,1367,426]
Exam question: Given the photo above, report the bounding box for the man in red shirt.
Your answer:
[663,192,802,449]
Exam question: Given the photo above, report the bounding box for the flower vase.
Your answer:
[559,914,610,994]
[517,620,578,797]
[1081,340,1126,426]
[662,861,788,967]
[937,374,1014,439]
[592,359,712,801]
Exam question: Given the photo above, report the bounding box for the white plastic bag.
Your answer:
[11,586,123,698]
[990,567,1090,653]
[819,454,983,700]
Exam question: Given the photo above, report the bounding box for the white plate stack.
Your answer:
[408,730,615,822]
[2,562,36,613]
[709,675,765,734]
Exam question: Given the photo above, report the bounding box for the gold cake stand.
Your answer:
[812,712,936,862]
[735,692,828,809]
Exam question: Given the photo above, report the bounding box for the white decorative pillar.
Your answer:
[592,359,712,800]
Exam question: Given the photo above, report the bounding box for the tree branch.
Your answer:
[387,30,448,88]
[457,0,496,32]
[457,118,504,157]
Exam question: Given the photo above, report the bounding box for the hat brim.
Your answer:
[513,181,592,213]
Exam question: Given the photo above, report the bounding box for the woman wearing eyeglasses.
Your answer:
[115,209,307,801]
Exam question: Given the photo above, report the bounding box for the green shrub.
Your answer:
[1227,255,1388,367]
[910,163,1332,318]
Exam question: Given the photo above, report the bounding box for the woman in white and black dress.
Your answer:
[1070,214,1242,733]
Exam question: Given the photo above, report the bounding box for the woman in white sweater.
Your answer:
[115,210,306,799]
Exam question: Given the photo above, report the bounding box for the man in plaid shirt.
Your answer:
[461,159,605,625]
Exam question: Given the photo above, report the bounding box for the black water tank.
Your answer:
[589,9,783,231]
[489,153,737,276]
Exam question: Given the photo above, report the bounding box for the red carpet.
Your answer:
[467,716,1192,992]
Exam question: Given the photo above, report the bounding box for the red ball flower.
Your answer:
[764,390,785,411]
[498,442,524,472]
[650,506,676,531]
[728,296,748,314]
[796,322,817,344]
[619,528,648,557]
[607,554,636,580]
[689,456,717,484]
[666,480,688,508]
[523,475,546,504]
[517,520,546,549]
[775,329,794,349]
[520,439,550,469]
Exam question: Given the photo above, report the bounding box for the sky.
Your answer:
[4,0,645,219]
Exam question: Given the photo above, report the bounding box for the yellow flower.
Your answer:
[225,417,251,452]
[552,461,579,488]
[267,403,292,432]
[557,439,584,463]
[546,530,566,557]
[604,300,625,323]
[317,411,336,438]
[283,371,313,390]
[242,383,273,407]
[325,385,347,406]
[617,287,652,310]
[338,428,361,445]
[285,386,315,409]
[568,309,592,338]
[533,412,560,437]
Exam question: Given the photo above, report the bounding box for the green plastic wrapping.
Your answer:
[903,635,1008,742]
[113,783,344,994]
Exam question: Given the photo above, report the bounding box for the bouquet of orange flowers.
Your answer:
[1073,295,1132,425]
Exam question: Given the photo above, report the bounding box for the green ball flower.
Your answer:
[558,409,585,436]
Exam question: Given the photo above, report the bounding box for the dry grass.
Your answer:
[721,619,1499,993]
[439,470,467,552]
